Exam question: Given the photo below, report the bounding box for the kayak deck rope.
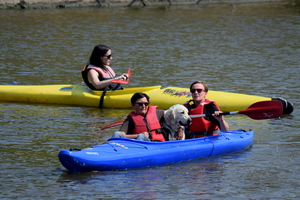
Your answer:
[107,141,149,150]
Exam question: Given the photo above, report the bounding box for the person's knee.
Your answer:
[112,131,125,138]
[136,133,150,141]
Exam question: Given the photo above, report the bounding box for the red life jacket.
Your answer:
[128,106,165,141]
[82,65,116,78]
[184,99,219,138]
[81,65,122,91]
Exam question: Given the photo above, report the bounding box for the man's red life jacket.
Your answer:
[184,99,219,138]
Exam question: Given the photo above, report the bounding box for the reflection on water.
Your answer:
[0,3,299,199]
[56,152,253,198]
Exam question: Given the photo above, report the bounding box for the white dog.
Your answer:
[162,104,191,140]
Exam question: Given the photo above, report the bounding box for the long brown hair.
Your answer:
[88,44,110,70]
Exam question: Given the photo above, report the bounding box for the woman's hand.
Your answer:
[212,111,229,132]
[122,73,129,80]
[176,127,185,140]
[115,74,129,81]
[212,111,224,121]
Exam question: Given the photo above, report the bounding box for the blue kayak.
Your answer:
[58,130,254,172]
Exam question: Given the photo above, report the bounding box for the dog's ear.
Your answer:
[164,107,176,125]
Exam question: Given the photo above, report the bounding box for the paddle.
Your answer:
[111,68,131,84]
[190,100,283,120]
[101,121,124,130]
[101,100,283,130]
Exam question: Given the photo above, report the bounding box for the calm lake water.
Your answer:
[1,3,300,199]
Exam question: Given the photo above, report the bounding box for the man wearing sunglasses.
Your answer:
[111,92,166,141]
[182,81,229,139]
[81,44,128,91]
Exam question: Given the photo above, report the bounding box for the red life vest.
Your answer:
[184,99,219,138]
[128,106,165,141]
[82,65,116,79]
[81,65,122,91]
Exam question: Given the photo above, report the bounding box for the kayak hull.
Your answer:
[0,84,293,113]
[58,130,254,172]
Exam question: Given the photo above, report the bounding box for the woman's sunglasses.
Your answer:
[104,54,112,59]
[135,102,149,106]
[190,89,205,93]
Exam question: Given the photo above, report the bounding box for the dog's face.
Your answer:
[164,104,191,129]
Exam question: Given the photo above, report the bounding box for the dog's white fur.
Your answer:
[163,104,191,140]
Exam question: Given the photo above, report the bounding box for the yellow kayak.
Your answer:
[0,84,293,114]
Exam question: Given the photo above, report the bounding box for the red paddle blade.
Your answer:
[127,68,131,76]
[111,79,129,84]
[239,100,283,120]
[111,68,131,84]
[101,121,124,130]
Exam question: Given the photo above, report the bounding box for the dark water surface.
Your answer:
[1,4,300,199]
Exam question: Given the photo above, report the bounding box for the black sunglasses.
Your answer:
[135,102,149,106]
[190,89,205,93]
[104,54,112,59]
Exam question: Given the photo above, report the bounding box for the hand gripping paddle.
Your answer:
[111,68,131,84]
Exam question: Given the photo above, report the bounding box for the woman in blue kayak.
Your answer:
[112,92,166,142]
[81,44,129,91]
[182,81,229,139]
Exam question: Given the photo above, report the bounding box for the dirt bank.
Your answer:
[0,0,296,10]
